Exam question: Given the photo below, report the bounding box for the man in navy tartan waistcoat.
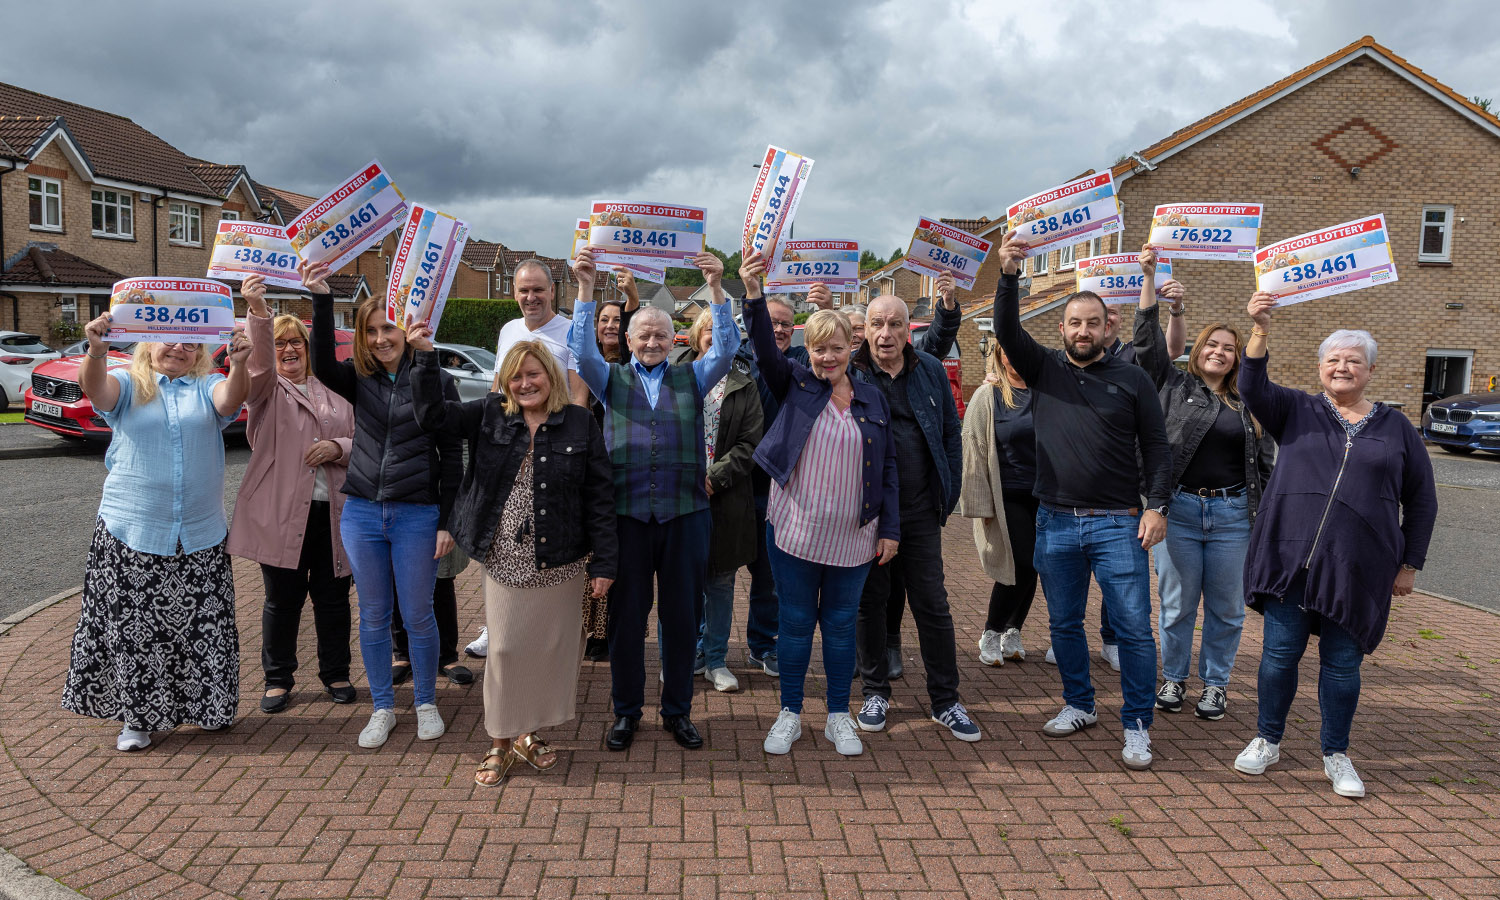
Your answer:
[571,247,740,751]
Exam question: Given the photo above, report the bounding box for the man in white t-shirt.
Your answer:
[493,258,590,405]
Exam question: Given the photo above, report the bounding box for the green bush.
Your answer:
[794,312,811,325]
[436,298,522,348]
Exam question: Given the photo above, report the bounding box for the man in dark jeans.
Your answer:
[849,274,977,741]
[992,228,1173,770]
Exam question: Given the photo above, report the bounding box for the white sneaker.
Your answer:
[1001,628,1026,661]
[358,709,398,748]
[1043,645,1057,665]
[1122,720,1152,769]
[1101,643,1121,672]
[824,713,864,756]
[1042,704,1098,737]
[116,726,151,752]
[706,666,740,692]
[978,629,1006,666]
[1234,736,1281,775]
[1323,752,1366,798]
[415,703,445,741]
[464,627,489,658]
[763,708,802,755]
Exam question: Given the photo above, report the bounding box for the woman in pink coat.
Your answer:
[227,274,357,713]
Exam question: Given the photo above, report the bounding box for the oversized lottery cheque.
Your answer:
[570,218,666,283]
[108,277,237,343]
[1148,203,1264,262]
[1074,253,1175,304]
[386,204,469,331]
[207,221,301,290]
[1254,215,1397,306]
[1007,171,1122,258]
[765,241,860,294]
[899,218,993,291]
[588,202,705,265]
[287,160,409,271]
[742,145,813,266]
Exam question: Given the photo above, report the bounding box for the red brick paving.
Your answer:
[1,518,1498,899]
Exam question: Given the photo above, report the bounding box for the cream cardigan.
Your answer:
[957,382,1017,585]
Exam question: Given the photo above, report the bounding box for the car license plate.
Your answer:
[1430,422,1459,434]
[31,400,64,418]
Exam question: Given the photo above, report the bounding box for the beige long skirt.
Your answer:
[483,572,586,738]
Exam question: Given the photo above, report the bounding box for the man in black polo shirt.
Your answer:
[992,229,1172,770]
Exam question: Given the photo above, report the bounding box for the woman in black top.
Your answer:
[1133,246,1275,721]
[959,340,1038,666]
[306,261,462,750]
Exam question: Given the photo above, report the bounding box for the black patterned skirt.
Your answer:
[61,518,240,731]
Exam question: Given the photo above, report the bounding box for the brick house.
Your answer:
[946,35,1500,418]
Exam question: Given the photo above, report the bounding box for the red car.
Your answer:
[25,325,353,442]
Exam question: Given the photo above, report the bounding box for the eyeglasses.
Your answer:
[770,319,795,331]
[274,338,306,350]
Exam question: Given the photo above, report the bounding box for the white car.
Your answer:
[433,342,497,402]
[0,332,62,410]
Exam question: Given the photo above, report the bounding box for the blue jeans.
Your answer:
[745,496,778,658]
[765,524,870,716]
[1154,491,1250,686]
[1255,577,1364,755]
[340,497,441,710]
[1034,506,1156,729]
[697,570,736,670]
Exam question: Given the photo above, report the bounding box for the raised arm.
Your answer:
[212,325,253,417]
[243,276,277,408]
[992,230,1046,385]
[78,311,121,413]
[914,270,960,357]
[1237,292,1300,439]
[739,250,795,400]
[691,251,741,394]
[303,261,356,402]
[1131,247,1172,388]
[567,250,611,404]
[406,325,487,436]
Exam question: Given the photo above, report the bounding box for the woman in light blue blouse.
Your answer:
[61,309,252,752]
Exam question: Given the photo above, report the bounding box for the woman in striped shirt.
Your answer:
[739,251,900,757]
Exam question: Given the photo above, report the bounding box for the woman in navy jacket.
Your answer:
[739,251,899,759]
[1231,291,1436,799]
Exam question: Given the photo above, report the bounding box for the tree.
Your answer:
[860,249,886,271]
[665,244,739,286]
[888,247,904,262]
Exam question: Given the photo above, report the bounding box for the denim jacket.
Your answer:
[743,294,900,541]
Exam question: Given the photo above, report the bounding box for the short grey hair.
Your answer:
[843,304,867,320]
[514,258,553,282]
[631,305,673,333]
[1318,329,1377,367]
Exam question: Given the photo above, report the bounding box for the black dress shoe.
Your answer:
[584,637,609,662]
[606,716,638,751]
[441,664,474,685]
[326,683,357,704]
[662,714,704,749]
[260,691,290,714]
[391,662,412,685]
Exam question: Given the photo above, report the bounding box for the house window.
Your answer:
[60,295,77,324]
[1089,236,1104,258]
[168,202,202,245]
[1420,205,1454,262]
[334,310,348,329]
[220,209,239,221]
[28,177,62,230]
[1058,244,1075,270]
[91,189,134,237]
[1032,251,1048,275]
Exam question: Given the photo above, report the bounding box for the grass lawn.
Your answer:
[0,412,25,424]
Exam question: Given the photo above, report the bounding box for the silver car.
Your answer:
[0,332,62,410]
[432,342,496,402]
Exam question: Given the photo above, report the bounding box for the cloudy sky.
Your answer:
[4,0,1497,259]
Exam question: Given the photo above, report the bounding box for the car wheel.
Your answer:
[1441,444,1475,455]
[0,385,8,411]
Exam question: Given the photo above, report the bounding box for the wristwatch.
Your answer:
[1400,564,1417,573]
[1148,505,1169,517]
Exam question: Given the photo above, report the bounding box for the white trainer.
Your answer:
[1043,645,1057,665]
[706,666,740,693]
[1122,720,1153,770]
[1042,704,1098,737]
[415,703,445,741]
[978,629,1006,666]
[116,726,151,752]
[358,709,398,748]
[1234,736,1282,775]
[763,708,802,755]
[824,713,864,756]
[1001,628,1026,661]
[464,626,489,658]
[1323,752,1366,798]
[1101,643,1121,672]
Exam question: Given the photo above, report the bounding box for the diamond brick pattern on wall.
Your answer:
[1312,116,1400,171]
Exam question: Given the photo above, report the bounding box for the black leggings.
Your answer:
[986,491,1040,633]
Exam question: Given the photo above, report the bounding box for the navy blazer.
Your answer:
[743,294,900,542]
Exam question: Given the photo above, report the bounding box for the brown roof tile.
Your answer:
[461,239,502,270]
[325,274,367,300]
[502,249,568,281]
[254,182,315,223]
[668,286,699,302]
[0,115,55,160]
[1,243,122,288]
[939,217,990,234]
[188,162,244,195]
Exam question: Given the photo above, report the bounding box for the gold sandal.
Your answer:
[512,733,557,771]
[475,746,516,786]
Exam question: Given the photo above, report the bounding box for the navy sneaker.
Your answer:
[748,650,779,677]
[856,695,889,732]
[933,702,981,742]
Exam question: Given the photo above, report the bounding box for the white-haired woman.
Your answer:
[1231,294,1438,798]
[63,308,252,750]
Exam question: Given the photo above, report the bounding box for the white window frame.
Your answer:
[334,310,348,329]
[91,188,134,238]
[219,209,239,221]
[1058,244,1075,271]
[28,176,62,231]
[59,294,78,324]
[1089,236,1105,258]
[1419,205,1454,262]
[1031,251,1048,275]
[168,201,203,245]
[1426,348,1473,395]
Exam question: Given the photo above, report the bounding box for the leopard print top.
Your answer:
[483,452,586,589]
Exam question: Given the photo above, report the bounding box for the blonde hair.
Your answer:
[273,314,309,346]
[803,308,851,349]
[498,341,569,416]
[128,341,214,404]
[351,296,409,377]
[982,336,1021,409]
[687,307,715,354]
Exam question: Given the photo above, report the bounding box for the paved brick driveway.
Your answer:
[1,519,1497,899]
